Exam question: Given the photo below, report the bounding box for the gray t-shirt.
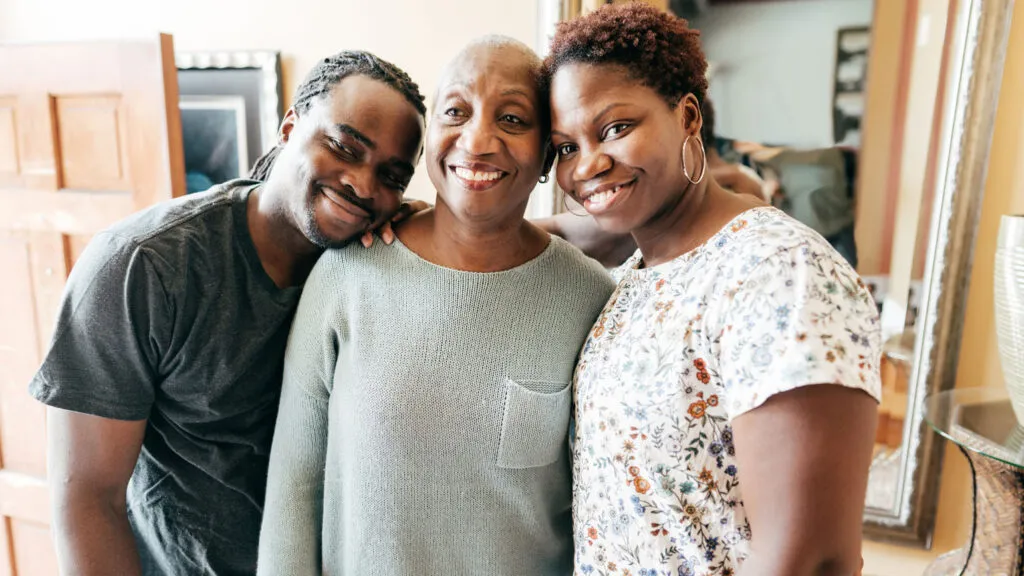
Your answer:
[30,180,301,575]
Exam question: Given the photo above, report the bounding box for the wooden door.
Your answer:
[0,35,184,575]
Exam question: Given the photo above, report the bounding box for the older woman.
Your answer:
[257,36,613,575]
[545,5,880,576]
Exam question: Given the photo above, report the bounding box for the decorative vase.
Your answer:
[995,215,1024,425]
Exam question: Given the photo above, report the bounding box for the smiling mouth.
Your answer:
[450,166,508,191]
[320,185,372,220]
[584,178,637,213]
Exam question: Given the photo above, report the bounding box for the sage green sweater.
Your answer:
[257,235,614,575]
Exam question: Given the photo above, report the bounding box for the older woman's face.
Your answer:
[426,44,547,224]
[550,63,698,235]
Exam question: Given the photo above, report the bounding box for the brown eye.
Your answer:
[329,138,355,160]
[602,123,631,140]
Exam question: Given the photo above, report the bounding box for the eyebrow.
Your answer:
[550,102,632,139]
[336,123,414,174]
[336,123,375,149]
[501,88,532,99]
[592,102,632,125]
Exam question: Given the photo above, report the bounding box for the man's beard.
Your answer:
[300,191,357,250]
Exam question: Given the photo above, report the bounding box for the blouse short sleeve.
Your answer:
[715,241,883,419]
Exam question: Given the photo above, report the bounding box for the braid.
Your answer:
[249,50,426,181]
[248,143,281,181]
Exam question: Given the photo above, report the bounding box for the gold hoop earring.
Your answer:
[681,135,707,185]
[561,190,588,217]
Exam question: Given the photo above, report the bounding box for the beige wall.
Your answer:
[863,0,1024,573]
[0,0,538,201]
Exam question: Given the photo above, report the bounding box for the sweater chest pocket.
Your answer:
[496,378,572,469]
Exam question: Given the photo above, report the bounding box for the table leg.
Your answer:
[923,445,1024,575]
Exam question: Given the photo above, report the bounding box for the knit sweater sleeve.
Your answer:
[257,255,338,576]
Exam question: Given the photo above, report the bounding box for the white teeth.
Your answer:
[454,167,503,182]
[588,185,623,206]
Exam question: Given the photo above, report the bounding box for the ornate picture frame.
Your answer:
[175,50,283,192]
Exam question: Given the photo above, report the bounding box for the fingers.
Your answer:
[391,200,430,224]
[390,205,414,224]
[380,221,395,245]
[361,231,373,248]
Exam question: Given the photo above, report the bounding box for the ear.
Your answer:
[541,141,556,179]
[675,94,703,139]
[278,108,299,144]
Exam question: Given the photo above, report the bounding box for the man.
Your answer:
[30,51,427,575]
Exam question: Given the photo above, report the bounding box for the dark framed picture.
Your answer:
[832,26,871,147]
[176,51,283,193]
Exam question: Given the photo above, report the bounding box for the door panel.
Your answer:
[54,95,131,191]
[0,36,183,575]
[9,521,58,576]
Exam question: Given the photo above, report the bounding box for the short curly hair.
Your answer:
[543,2,708,108]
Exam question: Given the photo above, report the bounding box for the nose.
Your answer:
[456,116,499,156]
[573,147,613,183]
[339,166,377,201]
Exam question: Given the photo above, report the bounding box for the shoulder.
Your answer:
[106,180,251,245]
[99,180,254,273]
[712,207,854,281]
[703,208,874,322]
[100,180,255,273]
[301,238,407,305]
[537,236,616,317]
[545,236,615,289]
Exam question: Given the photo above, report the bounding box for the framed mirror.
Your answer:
[539,0,1014,547]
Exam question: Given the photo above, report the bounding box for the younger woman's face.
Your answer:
[550,63,701,235]
[426,44,548,225]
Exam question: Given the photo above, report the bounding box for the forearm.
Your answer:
[51,489,141,576]
[535,212,635,267]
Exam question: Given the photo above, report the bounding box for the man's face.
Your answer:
[273,75,425,248]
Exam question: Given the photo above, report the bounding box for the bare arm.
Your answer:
[710,166,768,202]
[535,212,636,267]
[733,385,876,576]
[47,407,146,576]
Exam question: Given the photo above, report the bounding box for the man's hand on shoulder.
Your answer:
[361,200,432,248]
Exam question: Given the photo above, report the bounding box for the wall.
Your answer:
[0,0,537,202]
[692,0,873,148]
[862,0,1024,573]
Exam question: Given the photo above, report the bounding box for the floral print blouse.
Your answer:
[572,207,882,576]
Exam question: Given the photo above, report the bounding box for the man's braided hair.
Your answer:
[249,50,426,181]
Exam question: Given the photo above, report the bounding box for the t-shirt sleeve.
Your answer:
[28,232,171,421]
[715,242,882,420]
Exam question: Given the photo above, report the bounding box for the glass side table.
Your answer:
[923,388,1024,576]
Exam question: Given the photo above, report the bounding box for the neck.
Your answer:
[247,184,322,288]
[400,197,546,272]
[632,179,753,268]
